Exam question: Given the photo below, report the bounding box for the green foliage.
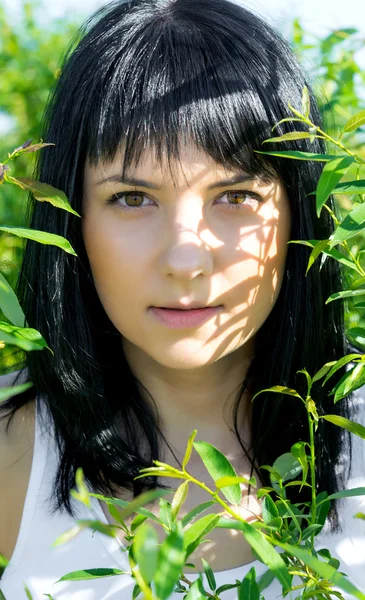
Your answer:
[2,9,365,600]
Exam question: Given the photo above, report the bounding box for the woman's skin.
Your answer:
[81,140,292,571]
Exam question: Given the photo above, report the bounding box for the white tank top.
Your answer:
[1,386,365,599]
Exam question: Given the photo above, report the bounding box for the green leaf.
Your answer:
[193,441,241,505]
[288,239,359,273]
[181,501,216,527]
[302,85,310,118]
[239,567,260,600]
[257,569,275,593]
[132,583,141,600]
[216,582,240,594]
[272,453,302,483]
[315,156,354,217]
[343,110,365,133]
[254,150,342,161]
[201,558,216,591]
[12,141,55,155]
[0,321,51,352]
[107,488,173,523]
[326,487,365,501]
[313,361,337,383]
[271,118,304,131]
[330,363,365,401]
[183,514,221,558]
[330,201,365,246]
[330,179,365,195]
[182,430,197,470]
[130,513,148,532]
[215,475,256,489]
[252,385,303,402]
[0,226,77,256]
[7,175,80,217]
[301,524,323,541]
[348,327,365,346]
[262,495,279,525]
[0,382,33,402]
[326,289,365,304]
[0,271,25,327]
[154,522,186,600]
[323,415,365,439]
[159,498,173,530]
[304,239,330,274]
[184,575,207,600]
[228,520,291,590]
[262,132,314,143]
[322,353,362,386]
[276,541,365,600]
[290,441,308,486]
[133,522,158,583]
[23,584,33,600]
[171,481,189,520]
[90,493,162,524]
[56,568,127,582]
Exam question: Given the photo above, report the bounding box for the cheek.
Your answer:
[81,213,148,315]
[225,202,291,320]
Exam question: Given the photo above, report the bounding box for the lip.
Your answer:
[149,306,222,329]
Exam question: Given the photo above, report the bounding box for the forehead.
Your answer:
[84,139,276,188]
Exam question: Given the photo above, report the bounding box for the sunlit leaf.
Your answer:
[171,481,189,520]
[193,441,241,505]
[154,522,186,600]
[343,110,365,133]
[288,239,359,273]
[0,382,33,403]
[181,501,216,527]
[254,150,342,161]
[201,558,216,592]
[184,575,206,600]
[0,321,51,352]
[0,226,77,256]
[272,453,302,483]
[330,201,365,246]
[239,567,260,600]
[330,363,365,401]
[183,514,221,557]
[0,271,25,327]
[302,85,310,118]
[252,386,303,402]
[315,156,354,217]
[56,568,127,582]
[276,541,365,600]
[7,175,80,217]
[182,430,197,470]
[323,414,365,439]
[322,354,362,386]
[133,522,158,583]
[262,132,313,143]
[326,289,365,304]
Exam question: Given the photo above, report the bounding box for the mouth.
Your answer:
[149,305,223,328]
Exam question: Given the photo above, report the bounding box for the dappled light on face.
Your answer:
[81,139,291,378]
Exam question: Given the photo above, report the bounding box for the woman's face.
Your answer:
[82,141,291,371]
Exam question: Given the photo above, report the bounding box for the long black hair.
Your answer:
[0,0,353,527]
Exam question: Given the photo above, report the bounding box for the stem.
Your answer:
[308,409,317,543]
[179,574,217,599]
[342,240,365,276]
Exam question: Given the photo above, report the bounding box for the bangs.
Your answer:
[82,4,289,185]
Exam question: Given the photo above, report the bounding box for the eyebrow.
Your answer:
[94,173,255,190]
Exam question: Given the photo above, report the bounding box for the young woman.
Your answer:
[1,0,365,598]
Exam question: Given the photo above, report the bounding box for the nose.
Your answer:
[161,201,214,279]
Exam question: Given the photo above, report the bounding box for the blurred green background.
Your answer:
[1,1,365,374]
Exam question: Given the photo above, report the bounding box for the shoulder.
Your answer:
[0,369,35,459]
